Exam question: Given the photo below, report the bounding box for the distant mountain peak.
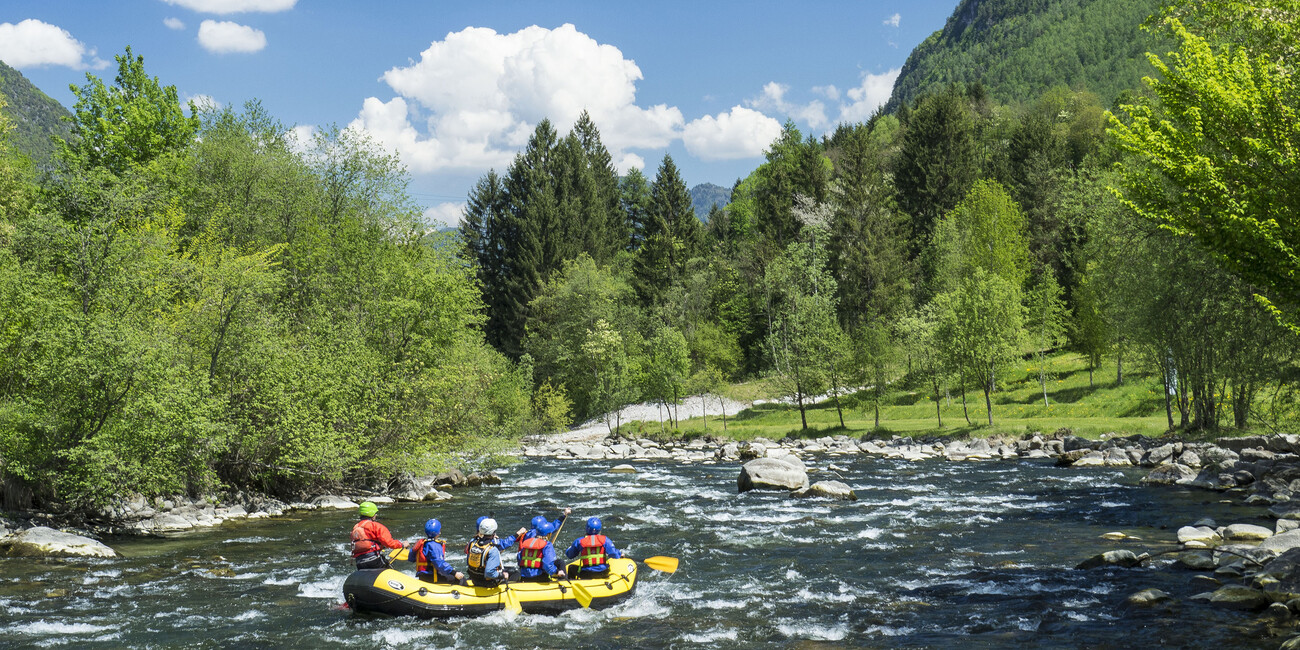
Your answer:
[0,59,72,167]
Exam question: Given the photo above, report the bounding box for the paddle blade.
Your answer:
[569,580,594,608]
[502,586,522,614]
[643,556,678,573]
[387,548,409,562]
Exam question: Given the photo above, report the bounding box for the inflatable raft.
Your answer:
[343,558,638,618]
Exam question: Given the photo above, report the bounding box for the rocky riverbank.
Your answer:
[0,468,503,556]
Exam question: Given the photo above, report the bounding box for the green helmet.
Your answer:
[358,501,378,518]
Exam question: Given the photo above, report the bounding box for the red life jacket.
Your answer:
[414,538,446,575]
[520,536,548,569]
[577,534,608,567]
[351,519,389,557]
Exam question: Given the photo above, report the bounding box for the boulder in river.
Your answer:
[1223,523,1274,541]
[607,464,637,474]
[1126,588,1174,607]
[1260,530,1300,555]
[1178,525,1221,545]
[0,527,116,558]
[149,513,194,533]
[1208,585,1270,611]
[792,480,857,501]
[1076,549,1145,570]
[738,457,810,493]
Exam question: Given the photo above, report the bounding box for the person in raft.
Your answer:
[351,501,407,569]
[564,517,630,579]
[468,515,527,553]
[517,520,566,583]
[524,507,571,542]
[465,517,511,586]
[410,518,463,584]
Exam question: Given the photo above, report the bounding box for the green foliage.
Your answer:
[1108,8,1300,329]
[64,47,199,173]
[932,179,1030,292]
[0,61,73,168]
[933,269,1026,425]
[886,0,1167,111]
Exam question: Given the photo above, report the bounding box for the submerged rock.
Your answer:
[1127,588,1174,607]
[607,464,637,474]
[0,527,116,558]
[738,457,810,493]
[792,480,857,501]
[1076,549,1144,570]
[1208,585,1270,611]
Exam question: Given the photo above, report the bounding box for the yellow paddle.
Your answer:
[565,571,595,608]
[386,547,410,563]
[642,556,678,573]
[501,584,523,614]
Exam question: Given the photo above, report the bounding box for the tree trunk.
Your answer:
[1088,361,1094,387]
[933,382,943,428]
[797,390,808,431]
[834,392,845,429]
[1162,364,1174,432]
[984,374,994,426]
[1116,340,1124,385]
[720,394,727,432]
[960,374,971,425]
[1039,355,1049,407]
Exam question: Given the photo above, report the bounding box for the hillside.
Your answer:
[885,0,1167,111]
[0,60,72,167]
[689,182,731,221]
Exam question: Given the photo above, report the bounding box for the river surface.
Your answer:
[0,455,1281,648]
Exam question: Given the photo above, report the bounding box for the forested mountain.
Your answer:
[689,182,731,221]
[0,60,72,167]
[885,0,1167,111]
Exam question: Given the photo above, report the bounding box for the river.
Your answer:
[0,455,1277,648]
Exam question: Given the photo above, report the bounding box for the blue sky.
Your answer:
[2,0,959,224]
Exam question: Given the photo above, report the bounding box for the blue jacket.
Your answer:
[493,534,518,550]
[413,538,457,581]
[517,540,560,578]
[565,535,621,574]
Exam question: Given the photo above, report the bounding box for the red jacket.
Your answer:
[351,518,402,557]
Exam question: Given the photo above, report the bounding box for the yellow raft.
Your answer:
[343,558,638,618]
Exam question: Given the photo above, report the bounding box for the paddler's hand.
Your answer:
[562,508,571,517]
[516,527,527,538]
[454,571,464,581]
[552,571,566,580]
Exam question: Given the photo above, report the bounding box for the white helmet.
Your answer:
[478,518,498,536]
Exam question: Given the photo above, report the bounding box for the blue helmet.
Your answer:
[424,518,441,537]
[475,515,487,530]
[531,515,547,531]
[537,520,557,536]
[586,517,602,535]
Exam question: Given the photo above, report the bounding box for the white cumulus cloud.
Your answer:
[183,93,221,114]
[0,19,107,69]
[682,106,783,161]
[884,13,901,28]
[838,68,902,123]
[164,17,186,30]
[198,20,267,53]
[161,0,296,14]
[748,82,829,130]
[424,202,466,228]
[350,24,684,174]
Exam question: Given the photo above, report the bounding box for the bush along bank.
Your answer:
[0,468,502,555]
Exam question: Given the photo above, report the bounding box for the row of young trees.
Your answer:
[0,49,541,509]
[465,0,1298,437]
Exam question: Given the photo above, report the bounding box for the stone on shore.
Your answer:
[1178,526,1221,545]
[792,480,857,501]
[310,495,359,510]
[0,527,116,558]
[738,457,810,493]
[149,513,195,533]
[1140,463,1198,486]
[1224,523,1274,542]
[607,464,637,474]
[1208,585,1270,611]
[1260,530,1300,555]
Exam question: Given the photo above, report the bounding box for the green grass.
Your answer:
[626,352,1179,442]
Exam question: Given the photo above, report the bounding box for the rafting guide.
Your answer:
[342,507,677,618]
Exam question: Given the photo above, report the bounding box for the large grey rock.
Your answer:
[1178,450,1203,468]
[1208,585,1270,610]
[1140,463,1198,485]
[1145,443,1177,466]
[1076,549,1144,570]
[1174,550,1216,570]
[1261,531,1300,555]
[1178,526,1221,545]
[150,513,195,533]
[793,480,857,501]
[1258,548,1300,602]
[607,464,637,474]
[310,495,359,510]
[768,451,806,472]
[738,457,810,493]
[739,442,766,460]
[1224,523,1274,541]
[0,527,116,558]
[433,468,468,487]
[1072,450,1107,467]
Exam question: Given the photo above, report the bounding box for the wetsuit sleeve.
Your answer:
[431,544,457,577]
[565,539,581,559]
[485,547,503,579]
[606,539,621,560]
[551,517,564,530]
[375,522,403,550]
[496,535,517,550]
[542,544,558,575]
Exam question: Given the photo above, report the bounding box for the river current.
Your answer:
[0,455,1278,648]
